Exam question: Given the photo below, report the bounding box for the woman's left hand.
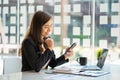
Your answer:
[64,48,74,60]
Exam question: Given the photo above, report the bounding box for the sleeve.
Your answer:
[48,50,69,69]
[22,39,53,72]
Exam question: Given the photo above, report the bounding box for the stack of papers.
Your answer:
[47,69,110,77]
[45,61,110,77]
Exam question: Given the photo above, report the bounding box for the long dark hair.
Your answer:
[26,11,51,44]
[18,11,51,56]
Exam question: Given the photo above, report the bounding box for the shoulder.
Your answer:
[22,37,36,46]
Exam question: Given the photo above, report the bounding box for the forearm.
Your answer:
[33,49,54,72]
[49,55,69,68]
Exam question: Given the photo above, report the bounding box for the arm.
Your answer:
[48,50,69,69]
[22,38,53,72]
[48,47,74,68]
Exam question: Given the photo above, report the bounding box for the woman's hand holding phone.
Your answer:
[64,42,77,60]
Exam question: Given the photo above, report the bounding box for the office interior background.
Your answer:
[0,0,120,66]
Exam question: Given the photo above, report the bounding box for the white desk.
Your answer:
[0,61,120,80]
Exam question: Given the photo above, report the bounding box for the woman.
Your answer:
[21,11,74,72]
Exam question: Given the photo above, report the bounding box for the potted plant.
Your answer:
[96,49,103,60]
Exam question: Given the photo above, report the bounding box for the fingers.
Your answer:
[43,36,51,40]
[66,47,73,52]
[44,38,54,50]
[64,50,74,60]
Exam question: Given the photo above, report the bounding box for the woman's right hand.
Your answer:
[64,48,74,60]
[44,38,54,51]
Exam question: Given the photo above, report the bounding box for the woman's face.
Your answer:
[41,19,53,38]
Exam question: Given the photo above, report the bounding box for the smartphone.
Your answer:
[69,42,77,50]
[65,42,77,54]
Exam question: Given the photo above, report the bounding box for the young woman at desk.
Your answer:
[20,11,74,72]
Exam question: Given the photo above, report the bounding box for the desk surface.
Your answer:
[0,61,120,80]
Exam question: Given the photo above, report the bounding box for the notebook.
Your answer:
[80,49,108,71]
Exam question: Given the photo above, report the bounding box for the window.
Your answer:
[0,0,120,63]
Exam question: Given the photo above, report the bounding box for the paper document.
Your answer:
[46,69,110,77]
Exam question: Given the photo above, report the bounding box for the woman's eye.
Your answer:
[44,25,52,29]
[45,26,49,29]
[45,25,48,26]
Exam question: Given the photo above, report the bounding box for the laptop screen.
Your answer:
[97,49,108,68]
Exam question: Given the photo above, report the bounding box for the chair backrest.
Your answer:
[0,59,3,75]
[3,57,22,74]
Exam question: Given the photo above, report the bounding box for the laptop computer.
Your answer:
[80,49,108,71]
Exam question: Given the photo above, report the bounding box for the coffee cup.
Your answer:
[77,57,87,66]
